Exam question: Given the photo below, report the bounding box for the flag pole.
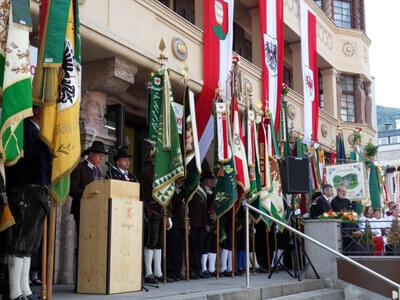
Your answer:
[251,220,256,273]
[41,217,48,299]
[46,199,57,300]
[163,207,167,283]
[216,217,220,279]
[266,226,271,273]
[231,206,235,277]
[184,214,190,280]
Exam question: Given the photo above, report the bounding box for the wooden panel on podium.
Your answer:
[77,179,142,294]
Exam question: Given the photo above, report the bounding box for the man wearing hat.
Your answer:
[70,140,108,232]
[106,149,137,182]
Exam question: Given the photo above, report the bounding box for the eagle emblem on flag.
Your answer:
[263,33,277,76]
[304,66,315,101]
[213,0,229,40]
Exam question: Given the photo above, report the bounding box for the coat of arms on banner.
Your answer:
[304,66,315,101]
[263,33,277,76]
[213,0,229,40]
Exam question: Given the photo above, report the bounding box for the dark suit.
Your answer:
[331,196,352,212]
[106,167,137,182]
[70,160,102,230]
[189,187,208,275]
[5,119,51,257]
[310,195,331,219]
[167,189,185,278]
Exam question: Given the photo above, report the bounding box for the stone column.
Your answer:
[54,57,138,284]
[336,71,342,121]
[322,0,333,19]
[304,219,342,280]
[289,42,303,95]
[364,80,372,127]
[355,75,366,124]
[320,68,338,119]
[249,7,261,67]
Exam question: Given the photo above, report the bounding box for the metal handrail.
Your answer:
[244,203,400,300]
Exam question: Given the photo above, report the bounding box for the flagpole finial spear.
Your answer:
[158,38,168,67]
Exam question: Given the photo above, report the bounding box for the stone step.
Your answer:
[266,288,344,300]
[262,279,325,298]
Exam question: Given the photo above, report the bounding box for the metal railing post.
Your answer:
[245,202,250,288]
[244,203,400,300]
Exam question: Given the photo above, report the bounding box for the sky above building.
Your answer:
[365,0,400,108]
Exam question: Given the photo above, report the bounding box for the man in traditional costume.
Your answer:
[106,149,137,182]
[5,107,51,300]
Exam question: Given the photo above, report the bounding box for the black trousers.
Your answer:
[189,226,205,275]
[6,185,49,257]
[145,215,163,249]
[167,227,184,277]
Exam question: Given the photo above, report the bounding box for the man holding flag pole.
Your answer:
[31,0,82,298]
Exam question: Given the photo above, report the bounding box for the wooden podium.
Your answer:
[77,179,142,294]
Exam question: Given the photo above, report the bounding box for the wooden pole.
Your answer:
[163,207,167,283]
[273,225,278,271]
[216,217,220,279]
[266,226,271,273]
[184,215,190,280]
[41,217,48,299]
[251,220,256,273]
[46,200,56,300]
[231,206,235,278]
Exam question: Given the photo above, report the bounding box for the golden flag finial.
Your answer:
[158,38,168,66]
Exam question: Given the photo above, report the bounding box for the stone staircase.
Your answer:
[264,279,344,300]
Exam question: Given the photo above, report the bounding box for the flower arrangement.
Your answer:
[282,82,289,96]
[353,128,362,145]
[320,210,359,222]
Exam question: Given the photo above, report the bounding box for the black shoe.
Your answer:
[209,271,216,277]
[176,273,186,280]
[166,276,175,282]
[223,271,232,277]
[12,296,27,300]
[257,267,268,273]
[190,273,199,279]
[144,275,157,284]
[26,294,41,300]
[199,271,210,278]
[31,278,42,286]
[236,268,245,275]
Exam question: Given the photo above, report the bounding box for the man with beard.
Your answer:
[331,185,352,212]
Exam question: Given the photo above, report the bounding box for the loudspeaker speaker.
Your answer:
[279,157,310,194]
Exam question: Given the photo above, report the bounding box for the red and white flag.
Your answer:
[259,0,284,134]
[196,0,234,162]
[232,100,250,199]
[301,1,319,144]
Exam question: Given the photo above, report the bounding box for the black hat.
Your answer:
[81,141,108,157]
[201,171,214,181]
[115,149,132,161]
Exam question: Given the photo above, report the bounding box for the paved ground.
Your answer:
[44,272,306,299]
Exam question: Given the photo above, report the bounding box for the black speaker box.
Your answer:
[279,157,310,194]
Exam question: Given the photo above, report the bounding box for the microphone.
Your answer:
[106,161,125,177]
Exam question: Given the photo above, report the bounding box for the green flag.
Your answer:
[366,160,380,209]
[149,73,162,145]
[152,69,184,207]
[183,87,201,205]
[213,101,237,217]
[0,1,33,165]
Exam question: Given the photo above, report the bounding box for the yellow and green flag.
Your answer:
[32,0,81,204]
[0,0,33,165]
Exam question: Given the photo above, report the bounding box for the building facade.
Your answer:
[29,0,375,283]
